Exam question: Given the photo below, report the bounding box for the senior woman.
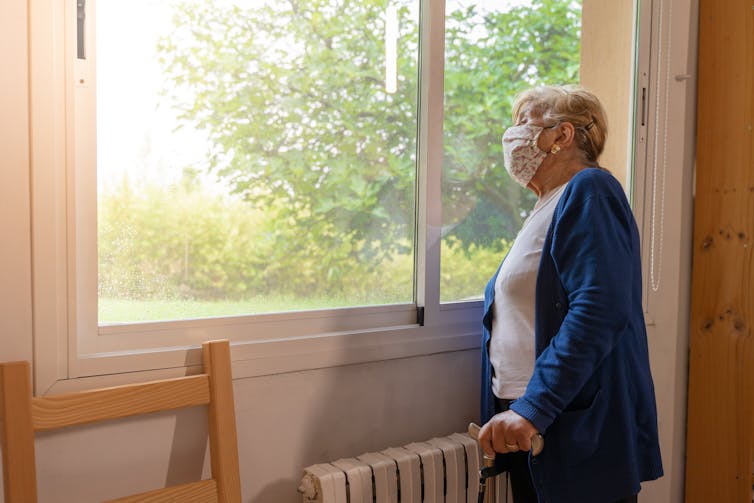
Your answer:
[478,85,663,503]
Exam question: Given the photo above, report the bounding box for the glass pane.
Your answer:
[440,0,582,302]
[96,0,419,323]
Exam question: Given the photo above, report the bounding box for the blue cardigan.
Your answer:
[480,168,663,502]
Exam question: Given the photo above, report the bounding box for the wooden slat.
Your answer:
[105,479,218,503]
[203,340,242,503]
[685,0,754,501]
[0,362,39,502]
[31,374,210,431]
[2,340,240,502]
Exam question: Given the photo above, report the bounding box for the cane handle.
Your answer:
[468,422,544,457]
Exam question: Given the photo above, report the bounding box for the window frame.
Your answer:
[31,0,488,395]
[30,0,663,396]
[630,0,689,328]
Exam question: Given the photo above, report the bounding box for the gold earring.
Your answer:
[550,144,561,154]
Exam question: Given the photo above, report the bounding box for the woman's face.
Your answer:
[513,101,584,196]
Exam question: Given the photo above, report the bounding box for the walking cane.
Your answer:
[468,423,544,503]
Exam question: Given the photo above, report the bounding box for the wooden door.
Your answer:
[685,1,754,501]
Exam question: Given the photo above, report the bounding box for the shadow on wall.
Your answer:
[32,407,208,502]
[254,478,296,503]
[165,408,210,487]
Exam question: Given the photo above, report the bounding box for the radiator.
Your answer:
[298,432,512,503]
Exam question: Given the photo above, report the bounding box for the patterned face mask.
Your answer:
[501,124,548,187]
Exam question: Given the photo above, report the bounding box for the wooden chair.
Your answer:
[0,339,241,503]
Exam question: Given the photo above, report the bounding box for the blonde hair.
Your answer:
[511,85,608,165]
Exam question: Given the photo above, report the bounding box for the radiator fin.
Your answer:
[299,463,348,503]
[448,433,481,503]
[331,458,374,503]
[427,437,465,503]
[381,447,421,502]
[302,432,483,503]
[357,452,398,503]
[403,442,444,502]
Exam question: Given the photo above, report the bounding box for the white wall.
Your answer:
[1,0,695,502]
[1,0,33,496]
[0,0,33,366]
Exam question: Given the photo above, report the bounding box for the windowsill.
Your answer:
[42,299,656,395]
[44,306,484,395]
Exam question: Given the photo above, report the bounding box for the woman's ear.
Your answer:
[556,122,577,147]
[548,122,576,154]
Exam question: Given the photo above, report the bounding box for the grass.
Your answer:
[98,295,408,323]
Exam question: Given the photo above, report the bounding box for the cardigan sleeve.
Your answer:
[510,173,637,433]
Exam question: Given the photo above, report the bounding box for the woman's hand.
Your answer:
[478,409,539,457]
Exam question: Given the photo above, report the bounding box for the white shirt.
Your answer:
[489,183,567,399]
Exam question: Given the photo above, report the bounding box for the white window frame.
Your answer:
[630,0,696,328]
[31,0,486,395]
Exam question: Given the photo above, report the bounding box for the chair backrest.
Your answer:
[0,339,241,503]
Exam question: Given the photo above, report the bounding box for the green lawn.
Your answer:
[98,296,404,324]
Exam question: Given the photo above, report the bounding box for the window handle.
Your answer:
[641,86,647,127]
[77,0,85,59]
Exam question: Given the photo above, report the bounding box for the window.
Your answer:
[66,0,424,364]
[95,0,420,324]
[440,0,582,302]
[31,0,648,389]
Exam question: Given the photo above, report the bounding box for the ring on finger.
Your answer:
[504,442,518,450]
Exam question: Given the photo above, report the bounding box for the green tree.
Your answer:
[98,174,414,303]
[158,0,419,270]
[158,0,580,250]
[151,0,580,298]
[442,0,581,250]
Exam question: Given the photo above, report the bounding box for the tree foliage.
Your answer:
[442,0,581,250]
[158,0,420,268]
[101,0,581,305]
[98,175,507,306]
[157,0,580,256]
[99,177,414,304]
